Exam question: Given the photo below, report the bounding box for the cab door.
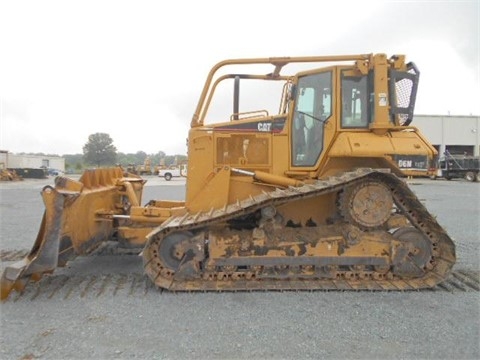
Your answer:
[290,68,334,169]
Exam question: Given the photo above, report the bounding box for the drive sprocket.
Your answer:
[338,180,393,229]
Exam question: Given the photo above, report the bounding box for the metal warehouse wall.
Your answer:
[413,115,480,156]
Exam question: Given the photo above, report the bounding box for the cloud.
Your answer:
[0,0,478,155]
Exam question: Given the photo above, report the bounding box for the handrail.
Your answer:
[190,54,373,128]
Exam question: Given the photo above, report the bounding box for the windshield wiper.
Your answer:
[297,110,329,124]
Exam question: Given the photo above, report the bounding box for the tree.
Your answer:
[163,154,187,166]
[134,151,147,165]
[64,153,84,172]
[150,151,166,165]
[83,133,117,167]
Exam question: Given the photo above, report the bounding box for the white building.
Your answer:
[413,115,480,157]
[0,151,65,171]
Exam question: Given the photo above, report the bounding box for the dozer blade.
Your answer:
[1,186,69,300]
[1,167,143,300]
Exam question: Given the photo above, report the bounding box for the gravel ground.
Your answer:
[0,175,479,360]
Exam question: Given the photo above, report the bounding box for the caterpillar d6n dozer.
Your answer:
[1,53,456,299]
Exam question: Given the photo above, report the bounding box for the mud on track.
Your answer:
[1,250,478,302]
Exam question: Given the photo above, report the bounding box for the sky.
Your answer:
[0,0,478,156]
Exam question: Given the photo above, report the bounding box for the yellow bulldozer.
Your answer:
[1,53,456,299]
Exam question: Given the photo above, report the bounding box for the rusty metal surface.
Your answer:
[143,169,456,291]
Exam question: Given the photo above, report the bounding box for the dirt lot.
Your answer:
[0,176,479,360]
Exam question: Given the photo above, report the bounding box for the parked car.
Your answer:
[47,168,64,176]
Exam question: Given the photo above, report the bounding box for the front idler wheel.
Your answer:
[158,231,194,270]
[392,227,433,278]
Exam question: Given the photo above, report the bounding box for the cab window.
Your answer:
[292,71,332,167]
[341,72,370,128]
